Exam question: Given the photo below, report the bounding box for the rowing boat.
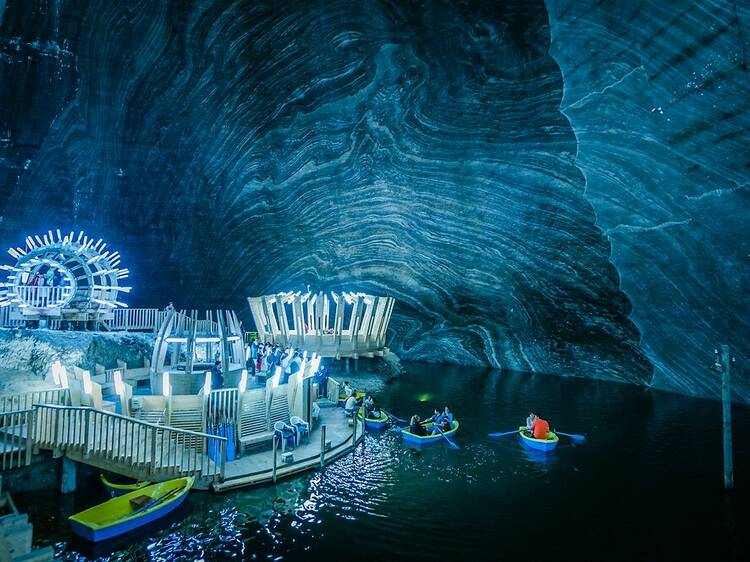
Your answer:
[357,407,390,430]
[518,426,559,452]
[70,476,194,542]
[401,420,459,445]
[338,390,365,403]
[100,474,151,498]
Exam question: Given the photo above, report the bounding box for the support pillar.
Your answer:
[61,457,77,494]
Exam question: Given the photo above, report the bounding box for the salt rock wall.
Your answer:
[5,0,713,391]
[545,0,750,400]
[0,328,153,393]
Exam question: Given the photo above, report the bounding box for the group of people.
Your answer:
[25,265,64,287]
[341,382,384,420]
[524,412,550,440]
[247,338,305,383]
[409,406,454,436]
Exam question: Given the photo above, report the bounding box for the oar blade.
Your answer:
[556,431,587,443]
[385,411,407,423]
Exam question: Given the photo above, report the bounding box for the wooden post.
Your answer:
[24,409,34,466]
[150,429,157,473]
[721,344,733,490]
[272,434,278,483]
[320,425,326,468]
[220,439,226,482]
[352,411,357,446]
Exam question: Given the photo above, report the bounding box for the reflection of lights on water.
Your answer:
[418,393,431,402]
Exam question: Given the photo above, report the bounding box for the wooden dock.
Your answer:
[1,377,363,493]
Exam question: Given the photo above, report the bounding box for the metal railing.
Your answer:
[0,388,70,413]
[207,388,239,426]
[0,305,25,328]
[0,409,34,470]
[108,308,167,331]
[9,286,73,308]
[32,404,226,481]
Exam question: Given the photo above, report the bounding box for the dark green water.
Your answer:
[16,362,749,561]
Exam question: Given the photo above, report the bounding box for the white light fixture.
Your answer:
[162,372,171,397]
[113,370,124,396]
[82,370,92,395]
[59,365,69,389]
[51,361,61,385]
[203,371,212,395]
[226,335,240,342]
[195,336,220,344]
[238,369,248,393]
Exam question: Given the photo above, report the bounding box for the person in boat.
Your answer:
[531,415,550,440]
[526,412,536,431]
[370,405,382,419]
[426,407,442,424]
[342,381,354,397]
[344,393,358,416]
[442,406,454,425]
[364,395,375,414]
[410,415,427,436]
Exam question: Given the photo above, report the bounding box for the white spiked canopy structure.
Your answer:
[0,229,130,322]
[248,291,395,358]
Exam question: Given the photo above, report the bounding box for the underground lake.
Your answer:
[13,362,749,562]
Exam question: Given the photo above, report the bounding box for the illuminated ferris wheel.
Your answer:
[0,229,130,323]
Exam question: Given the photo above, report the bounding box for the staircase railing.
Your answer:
[0,388,70,413]
[0,408,34,470]
[32,404,226,482]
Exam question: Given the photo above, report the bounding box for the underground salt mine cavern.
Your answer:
[0,1,748,560]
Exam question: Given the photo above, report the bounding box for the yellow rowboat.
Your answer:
[357,407,390,430]
[401,420,459,445]
[100,474,151,497]
[338,390,366,402]
[70,476,194,542]
[518,426,559,451]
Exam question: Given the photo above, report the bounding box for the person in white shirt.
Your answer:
[344,394,357,416]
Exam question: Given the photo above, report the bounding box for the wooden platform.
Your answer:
[215,403,362,491]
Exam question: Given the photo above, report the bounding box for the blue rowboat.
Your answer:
[100,474,151,498]
[357,407,390,430]
[401,420,459,445]
[518,426,559,452]
[69,476,194,542]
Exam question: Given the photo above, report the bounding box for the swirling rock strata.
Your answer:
[1,1,652,385]
[545,0,750,400]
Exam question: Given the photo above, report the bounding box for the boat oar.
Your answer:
[488,429,520,439]
[555,430,586,443]
[384,411,407,423]
[126,486,183,519]
[434,424,459,450]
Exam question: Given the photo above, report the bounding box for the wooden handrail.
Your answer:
[31,403,227,482]
[0,388,69,413]
[32,403,226,441]
[0,408,34,471]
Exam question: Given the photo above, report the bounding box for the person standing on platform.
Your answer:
[211,360,224,390]
[251,338,259,361]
